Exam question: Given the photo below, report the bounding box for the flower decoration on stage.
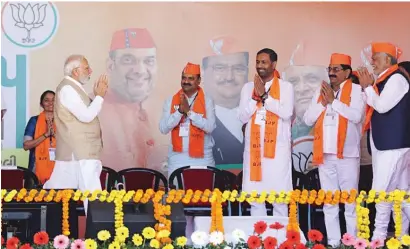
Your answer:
[3,188,410,243]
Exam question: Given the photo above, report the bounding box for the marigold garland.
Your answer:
[61,190,73,236]
[4,187,410,241]
[288,190,299,231]
[210,189,224,233]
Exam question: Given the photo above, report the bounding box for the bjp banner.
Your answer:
[1,2,409,176]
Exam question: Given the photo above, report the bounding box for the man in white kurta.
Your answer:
[303,53,365,247]
[238,48,294,217]
[44,55,108,214]
[159,62,216,240]
[358,42,410,241]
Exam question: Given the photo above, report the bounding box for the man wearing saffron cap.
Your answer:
[159,62,216,238]
[202,37,249,166]
[357,42,410,241]
[99,28,158,172]
[303,53,365,247]
[238,48,293,217]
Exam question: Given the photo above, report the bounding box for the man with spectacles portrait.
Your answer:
[202,50,249,165]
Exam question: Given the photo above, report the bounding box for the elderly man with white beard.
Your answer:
[44,54,108,214]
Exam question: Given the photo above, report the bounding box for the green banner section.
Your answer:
[1,149,29,168]
[216,164,242,170]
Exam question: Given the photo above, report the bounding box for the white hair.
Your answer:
[63,54,85,76]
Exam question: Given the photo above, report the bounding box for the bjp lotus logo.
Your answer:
[9,3,47,43]
[1,2,59,49]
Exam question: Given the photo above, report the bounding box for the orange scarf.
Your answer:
[312,80,353,165]
[250,76,280,181]
[362,65,399,134]
[171,87,206,158]
[34,112,56,184]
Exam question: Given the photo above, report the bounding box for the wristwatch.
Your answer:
[261,92,268,101]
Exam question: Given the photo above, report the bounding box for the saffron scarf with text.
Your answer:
[34,111,56,184]
[312,80,352,165]
[250,76,280,181]
[171,87,206,158]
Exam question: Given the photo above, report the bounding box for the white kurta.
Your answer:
[238,79,294,217]
[159,92,216,178]
[303,81,365,246]
[44,77,104,204]
[364,69,410,240]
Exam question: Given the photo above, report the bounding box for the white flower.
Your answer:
[191,231,208,247]
[209,231,224,245]
[231,229,246,244]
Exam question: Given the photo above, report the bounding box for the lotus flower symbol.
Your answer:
[292,152,313,174]
[10,3,47,43]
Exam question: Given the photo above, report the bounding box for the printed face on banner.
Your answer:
[202,52,249,109]
[285,65,328,121]
[108,48,157,103]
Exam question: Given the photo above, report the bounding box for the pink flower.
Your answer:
[71,239,85,249]
[370,239,384,249]
[54,235,69,249]
[342,233,355,246]
[354,238,368,249]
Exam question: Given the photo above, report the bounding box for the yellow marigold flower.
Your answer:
[176,236,187,247]
[108,241,121,249]
[132,234,143,246]
[150,239,160,249]
[142,227,156,239]
[85,239,97,249]
[157,229,170,238]
[116,226,129,238]
[163,244,174,249]
[97,230,111,241]
[386,238,401,249]
[402,235,410,246]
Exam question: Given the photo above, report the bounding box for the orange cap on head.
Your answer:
[110,28,155,51]
[183,63,200,75]
[371,42,402,59]
[329,53,352,66]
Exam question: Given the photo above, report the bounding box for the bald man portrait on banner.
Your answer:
[202,37,249,165]
[283,42,329,174]
[99,28,158,172]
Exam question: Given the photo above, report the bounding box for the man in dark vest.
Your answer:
[358,42,410,241]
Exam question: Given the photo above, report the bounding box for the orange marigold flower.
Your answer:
[279,241,294,249]
[286,230,301,243]
[254,221,268,235]
[312,244,326,249]
[307,229,323,242]
[19,243,33,249]
[6,237,19,249]
[34,231,49,245]
[269,222,285,230]
[263,236,278,249]
[247,235,261,249]
[295,243,307,249]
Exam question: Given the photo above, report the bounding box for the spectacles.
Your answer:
[212,64,248,75]
[326,67,343,73]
